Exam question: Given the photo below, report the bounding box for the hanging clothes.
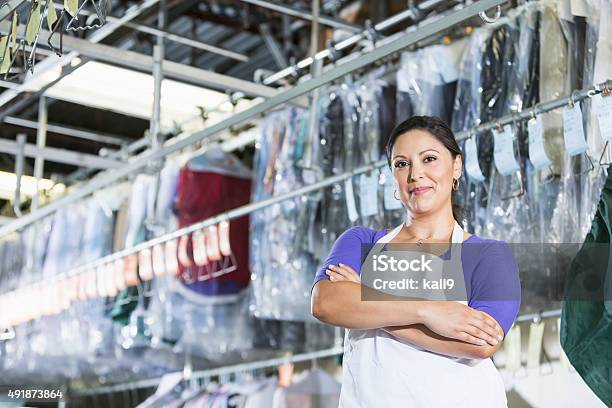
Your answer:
[561,166,612,407]
[176,147,252,295]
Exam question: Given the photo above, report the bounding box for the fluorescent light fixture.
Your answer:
[41,61,246,133]
[0,171,64,201]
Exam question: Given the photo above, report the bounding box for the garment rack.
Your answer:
[4,79,610,295]
[76,308,564,396]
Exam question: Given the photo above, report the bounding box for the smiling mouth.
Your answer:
[409,187,432,196]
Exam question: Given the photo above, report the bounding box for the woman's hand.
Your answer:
[418,302,503,346]
[325,264,361,283]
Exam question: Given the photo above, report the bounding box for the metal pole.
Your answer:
[0,0,508,237]
[32,95,47,211]
[239,0,361,33]
[77,346,345,395]
[13,134,26,217]
[302,0,321,170]
[4,116,126,146]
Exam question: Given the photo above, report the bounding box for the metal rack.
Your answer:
[77,346,344,396]
[77,307,565,396]
[4,78,610,294]
[0,0,507,238]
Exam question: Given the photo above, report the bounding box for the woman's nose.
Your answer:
[409,161,424,181]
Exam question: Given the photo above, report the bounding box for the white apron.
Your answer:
[339,222,507,408]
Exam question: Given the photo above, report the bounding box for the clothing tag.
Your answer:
[396,66,412,93]
[47,0,58,29]
[124,254,139,286]
[503,324,522,373]
[464,137,485,181]
[0,37,9,75]
[570,0,589,17]
[25,1,41,46]
[527,116,552,169]
[563,103,588,156]
[114,258,127,291]
[164,239,179,276]
[595,94,612,142]
[64,0,78,17]
[382,166,402,210]
[78,272,88,300]
[493,125,520,176]
[192,229,209,266]
[105,263,118,297]
[344,178,359,222]
[359,171,379,217]
[138,248,154,281]
[96,265,107,298]
[178,235,193,267]
[152,243,166,277]
[67,276,79,302]
[526,321,545,368]
[206,225,221,262]
[218,220,232,256]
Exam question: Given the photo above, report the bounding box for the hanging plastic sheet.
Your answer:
[250,108,317,321]
[396,41,465,126]
[452,28,491,230]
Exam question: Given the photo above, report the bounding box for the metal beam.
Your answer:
[0,20,289,100]
[239,0,361,33]
[3,116,127,146]
[52,2,249,62]
[0,138,125,169]
[0,0,162,110]
[258,23,288,69]
[0,0,26,22]
[0,0,507,236]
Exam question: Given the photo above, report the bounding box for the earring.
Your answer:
[394,190,400,200]
[452,178,459,191]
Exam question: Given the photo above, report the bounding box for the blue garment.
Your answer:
[313,226,521,335]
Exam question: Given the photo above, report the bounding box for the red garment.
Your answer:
[176,166,251,295]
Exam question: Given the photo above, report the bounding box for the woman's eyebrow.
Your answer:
[419,149,440,155]
[392,154,407,160]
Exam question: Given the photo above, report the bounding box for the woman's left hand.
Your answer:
[326,264,361,283]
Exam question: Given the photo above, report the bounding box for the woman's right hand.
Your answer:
[419,302,503,346]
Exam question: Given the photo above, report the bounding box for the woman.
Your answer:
[311,116,521,407]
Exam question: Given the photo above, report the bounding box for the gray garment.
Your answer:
[539,3,571,176]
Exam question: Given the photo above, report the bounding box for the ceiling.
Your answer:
[0,0,462,214]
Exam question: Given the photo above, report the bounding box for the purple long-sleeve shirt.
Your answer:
[313,226,521,335]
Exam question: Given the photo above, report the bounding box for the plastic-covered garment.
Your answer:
[560,166,612,407]
[250,108,319,321]
[396,42,464,126]
[452,28,491,229]
[477,11,541,243]
[539,1,572,176]
[176,148,252,295]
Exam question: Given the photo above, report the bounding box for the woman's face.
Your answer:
[390,129,462,217]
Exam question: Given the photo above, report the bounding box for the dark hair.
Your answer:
[384,116,465,223]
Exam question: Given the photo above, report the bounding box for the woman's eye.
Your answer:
[394,161,409,168]
[424,156,437,163]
